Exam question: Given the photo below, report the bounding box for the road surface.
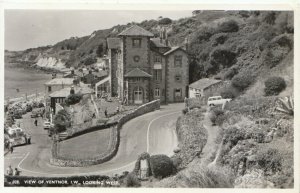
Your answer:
[4,103,184,177]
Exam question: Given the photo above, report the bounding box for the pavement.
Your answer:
[4,103,184,177]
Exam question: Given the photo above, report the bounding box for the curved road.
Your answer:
[4,103,184,177]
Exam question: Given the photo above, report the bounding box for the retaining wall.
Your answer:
[50,99,160,167]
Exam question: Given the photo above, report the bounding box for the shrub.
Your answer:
[210,108,225,126]
[65,93,82,105]
[217,20,239,33]
[149,154,176,179]
[158,17,172,25]
[83,57,97,66]
[210,47,236,69]
[264,77,286,96]
[223,67,238,80]
[124,172,141,187]
[38,103,45,108]
[53,109,71,133]
[221,86,238,99]
[231,73,255,91]
[255,148,283,174]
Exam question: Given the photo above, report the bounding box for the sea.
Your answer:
[4,63,52,100]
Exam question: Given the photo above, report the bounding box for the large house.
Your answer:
[100,25,189,104]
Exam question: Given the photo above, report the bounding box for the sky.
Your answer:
[5,10,192,51]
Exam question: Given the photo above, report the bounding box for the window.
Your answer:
[174,88,182,98]
[132,38,142,48]
[174,55,183,67]
[133,55,140,62]
[154,69,162,81]
[154,55,162,63]
[155,88,160,97]
[48,86,52,92]
[175,75,182,82]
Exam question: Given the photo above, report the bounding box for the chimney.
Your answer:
[70,86,75,94]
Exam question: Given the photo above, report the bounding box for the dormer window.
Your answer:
[132,38,142,48]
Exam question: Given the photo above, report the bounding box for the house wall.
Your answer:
[45,84,73,99]
[127,78,150,104]
[189,87,203,98]
[203,81,228,101]
[149,51,166,103]
[108,48,119,96]
[123,36,151,74]
[166,49,189,103]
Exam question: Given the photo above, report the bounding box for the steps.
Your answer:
[58,132,68,140]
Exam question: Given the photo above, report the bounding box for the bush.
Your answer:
[210,108,225,126]
[124,172,141,187]
[264,77,286,96]
[210,47,236,69]
[65,93,82,105]
[83,57,97,66]
[158,17,172,25]
[53,109,71,133]
[217,20,239,33]
[231,73,255,91]
[221,86,238,99]
[38,103,45,108]
[255,148,283,174]
[149,154,176,179]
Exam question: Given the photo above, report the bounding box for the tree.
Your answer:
[53,109,71,133]
[158,17,172,25]
[96,44,104,57]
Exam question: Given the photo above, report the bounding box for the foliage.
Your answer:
[96,44,104,57]
[158,17,172,25]
[149,154,176,179]
[255,148,283,174]
[217,20,239,33]
[223,66,238,80]
[275,96,293,116]
[83,56,97,66]
[264,76,286,96]
[65,93,83,106]
[53,109,71,133]
[209,108,225,126]
[38,103,45,108]
[210,47,236,69]
[221,86,238,99]
[124,172,141,187]
[231,73,255,91]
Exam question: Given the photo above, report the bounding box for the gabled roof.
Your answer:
[163,46,186,56]
[107,38,121,49]
[124,68,152,78]
[45,78,74,86]
[150,38,169,48]
[118,25,154,37]
[189,78,222,90]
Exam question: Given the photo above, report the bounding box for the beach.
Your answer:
[5,63,52,100]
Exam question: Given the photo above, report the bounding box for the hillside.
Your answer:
[5,11,293,95]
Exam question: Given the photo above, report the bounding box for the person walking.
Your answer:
[34,119,38,127]
[104,108,108,118]
[9,143,13,154]
[14,168,21,176]
[6,165,13,176]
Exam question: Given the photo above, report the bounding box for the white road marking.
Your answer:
[146,111,180,153]
[16,110,181,176]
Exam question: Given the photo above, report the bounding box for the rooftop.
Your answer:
[163,46,186,55]
[49,86,94,98]
[189,78,222,90]
[45,78,74,86]
[107,38,121,49]
[124,68,152,78]
[150,38,169,48]
[118,25,154,37]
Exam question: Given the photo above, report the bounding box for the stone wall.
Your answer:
[50,99,160,167]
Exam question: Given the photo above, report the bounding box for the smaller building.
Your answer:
[49,85,94,114]
[189,78,223,99]
[44,78,74,98]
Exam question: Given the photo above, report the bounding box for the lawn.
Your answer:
[57,128,112,160]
